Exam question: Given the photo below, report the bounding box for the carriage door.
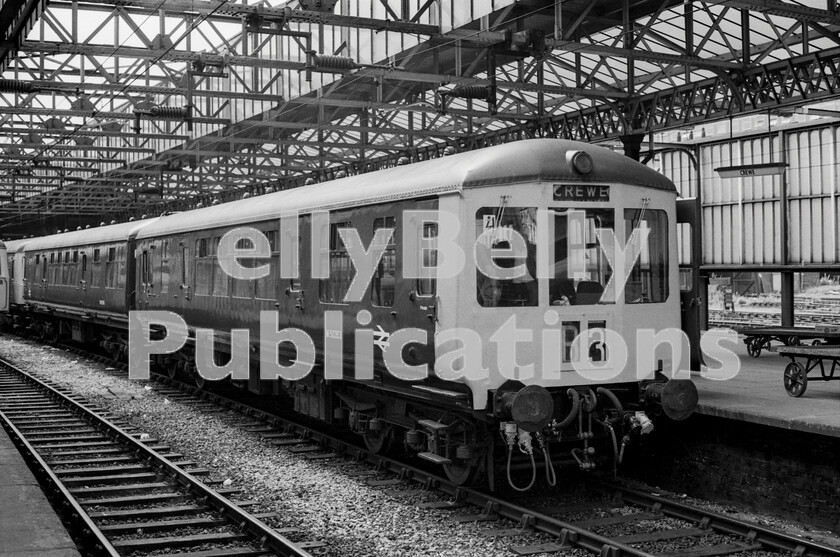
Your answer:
[0,246,8,312]
[139,248,151,308]
[677,198,705,370]
[79,253,88,306]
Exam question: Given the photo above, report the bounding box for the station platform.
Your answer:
[0,427,80,556]
[692,337,840,438]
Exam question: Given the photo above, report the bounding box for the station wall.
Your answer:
[659,121,840,268]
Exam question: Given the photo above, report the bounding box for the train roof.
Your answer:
[4,239,27,253]
[136,139,676,239]
[18,218,159,252]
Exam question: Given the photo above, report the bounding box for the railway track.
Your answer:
[7,340,840,557]
[98,354,840,556]
[0,355,319,557]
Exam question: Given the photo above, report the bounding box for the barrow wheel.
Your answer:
[746,338,762,358]
[783,362,808,397]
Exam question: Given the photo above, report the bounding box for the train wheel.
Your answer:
[194,373,206,390]
[362,427,392,454]
[166,361,178,379]
[443,458,479,486]
[746,339,762,358]
[812,339,823,347]
[783,362,807,397]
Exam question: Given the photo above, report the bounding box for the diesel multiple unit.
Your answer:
[3,139,697,489]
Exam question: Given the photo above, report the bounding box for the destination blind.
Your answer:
[553,184,610,202]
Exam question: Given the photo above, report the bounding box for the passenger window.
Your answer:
[195,238,213,296]
[159,240,170,295]
[68,251,77,284]
[63,251,72,285]
[475,207,538,307]
[624,209,668,303]
[212,237,230,297]
[265,230,278,252]
[371,217,396,307]
[255,230,279,300]
[92,248,104,287]
[416,223,437,297]
[116,245,126,289]
[181,245,190,287]
[212,265,228,297]
[141,251,150,286]
[105,247,117,288]
[319,222,352,304]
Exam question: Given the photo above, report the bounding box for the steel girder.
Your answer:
[2,0,840,226]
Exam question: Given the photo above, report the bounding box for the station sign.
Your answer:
[553,184,610,201]
[714,163,788,179]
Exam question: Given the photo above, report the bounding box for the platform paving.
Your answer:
[693,336,840,437]
[0,427,80,556]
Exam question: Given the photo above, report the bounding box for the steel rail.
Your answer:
[152,374,657,557]
[0,355,315,557]
[35,339,840,557]
[154,373,840,557]
[0,405,120,556]
[608,482,840,557]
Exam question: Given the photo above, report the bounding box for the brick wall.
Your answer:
[622,414,840,532]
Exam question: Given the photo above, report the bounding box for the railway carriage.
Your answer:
[4,220,158,350]
[0,240,8,313]
[2,139,697,488]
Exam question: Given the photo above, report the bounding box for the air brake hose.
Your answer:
[601,419,619,476]
[503,426,537,492]
[584,388,598,412]
[596,386,624,417]
[556,388,581,429]
[506,446,537,492]
[541,435,557,487]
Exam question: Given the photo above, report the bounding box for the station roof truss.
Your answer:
[1,0,840,229]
